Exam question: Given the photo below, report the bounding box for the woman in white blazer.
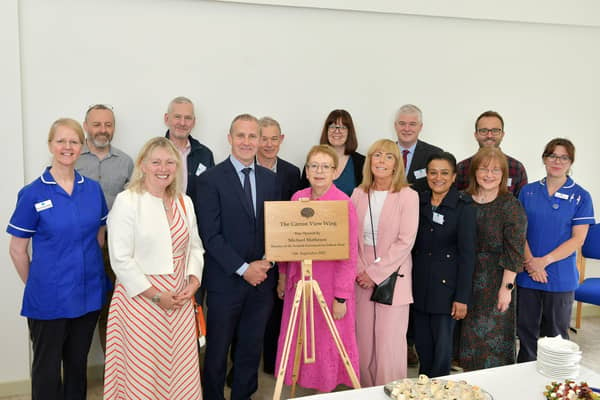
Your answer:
[104,137,204,400]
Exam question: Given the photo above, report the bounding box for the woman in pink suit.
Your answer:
[351,139,419,386]
[275,144,359,393]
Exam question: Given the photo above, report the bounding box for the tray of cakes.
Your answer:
[384,374,493,400]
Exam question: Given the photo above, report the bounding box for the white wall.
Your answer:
[2,0,600,391]
[0,0,32,390]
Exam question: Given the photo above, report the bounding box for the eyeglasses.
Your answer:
[306,163,334,172]
[328,124,348,132]
[476,128,503,136]
[476,167,502,175]
[544,153,571,163]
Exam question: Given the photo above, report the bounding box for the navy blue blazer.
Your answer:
[195,157,280,292]
[412,187,476,314]
[274,157,301,200]
[406,140,443,193]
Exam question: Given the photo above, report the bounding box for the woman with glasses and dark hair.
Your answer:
[412,151,476,378]
[301,109,365,196]
[351,139,418,386]
[276,144,359,393]
[458,147,527,371]
[516,138,594,362]
[7,118,108,399]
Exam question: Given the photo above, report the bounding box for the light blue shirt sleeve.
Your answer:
[236,262,250,276]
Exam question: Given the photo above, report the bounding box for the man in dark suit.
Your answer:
[256,116,301,375]
[394,104,443,366]
[196,114,280,400]
[394,104,443,193]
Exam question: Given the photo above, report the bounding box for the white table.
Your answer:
[291,362,600,400]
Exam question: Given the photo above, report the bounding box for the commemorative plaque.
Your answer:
[264,200,349,261]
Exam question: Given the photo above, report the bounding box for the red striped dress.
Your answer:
[104,206,202,400]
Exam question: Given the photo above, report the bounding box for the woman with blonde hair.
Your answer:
[104,137,204,399]
[8,118,108,399]
[351,139,419,386]
[458,147,526,371]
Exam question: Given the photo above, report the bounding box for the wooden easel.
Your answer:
[272,259,361,400]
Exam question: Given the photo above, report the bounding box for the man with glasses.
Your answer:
[456,110,528,196]
[394,104,443,193]
[76,104,134,352]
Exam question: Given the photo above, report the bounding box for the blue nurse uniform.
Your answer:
[516,177,594,361]
[7,167,108,319]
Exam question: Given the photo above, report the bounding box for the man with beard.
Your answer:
[456,110,528,196]
[76,104,134,352]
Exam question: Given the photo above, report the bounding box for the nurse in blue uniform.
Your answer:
[516,138,594,362]
[7,118,108,400]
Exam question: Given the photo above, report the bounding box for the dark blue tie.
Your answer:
[242,167,255,217]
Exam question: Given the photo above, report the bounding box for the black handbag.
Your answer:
[367,190,402,305]
[370,266,401,305]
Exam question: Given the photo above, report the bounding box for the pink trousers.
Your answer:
[355,284,409,387]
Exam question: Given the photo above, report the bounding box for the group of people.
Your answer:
[6,99,595,400]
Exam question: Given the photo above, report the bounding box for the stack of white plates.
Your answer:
[536,335,582,379]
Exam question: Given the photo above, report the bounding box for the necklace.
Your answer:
[163,199,171,212]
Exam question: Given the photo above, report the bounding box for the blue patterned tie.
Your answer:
[242,167,255,217]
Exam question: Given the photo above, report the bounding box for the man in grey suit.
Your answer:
[394,104,443,193]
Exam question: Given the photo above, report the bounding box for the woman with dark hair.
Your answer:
[412,152,476,378]
[352,139,418,386]
[458,147,526,371]
[516,138,594,362]
[301,109,365,196]
[7,118,108,399]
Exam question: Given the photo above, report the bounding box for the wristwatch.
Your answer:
[151,293,162,304]
[505,282,515,291]
[334,297,346,304]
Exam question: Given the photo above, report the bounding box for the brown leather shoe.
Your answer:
[407,345,419,367]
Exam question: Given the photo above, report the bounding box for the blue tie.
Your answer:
[242,167,255,217]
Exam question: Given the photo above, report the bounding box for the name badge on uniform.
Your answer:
[507,177,513,187]
[433,212,445,225]
[554,192,569,200]
[414,168,426,180]
[195,163,207,176]
[35,200,53,212]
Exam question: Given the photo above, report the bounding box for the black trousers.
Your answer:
[413,309,456,378]
[516,287,574,362]
[28,310,100,400]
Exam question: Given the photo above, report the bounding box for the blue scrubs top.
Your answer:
[7,167,109,320]
[517,177,595,292]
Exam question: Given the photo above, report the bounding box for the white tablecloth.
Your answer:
[291,361,600,400]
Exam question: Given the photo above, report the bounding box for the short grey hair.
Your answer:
[258,116,281,136]
[395,104,422,123]
[229,113,259,134]
[167,96,194,114]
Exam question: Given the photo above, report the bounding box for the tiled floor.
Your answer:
[3,316,599,399]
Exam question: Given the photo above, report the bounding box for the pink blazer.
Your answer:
[351,186,419,306]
